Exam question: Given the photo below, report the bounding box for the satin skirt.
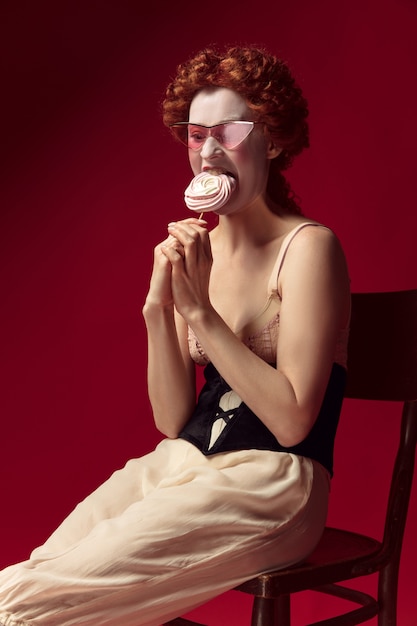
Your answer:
[0,438,330,626]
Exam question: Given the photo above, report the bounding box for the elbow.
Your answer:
[267,407,316,449]
[276,429,310,448]
[153,407,192,439]
[154,420,181,440]
[160,430,180,440]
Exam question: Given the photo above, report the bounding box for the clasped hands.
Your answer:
[147,217,213,322]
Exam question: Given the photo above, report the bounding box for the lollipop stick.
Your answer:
[199,212,204,220]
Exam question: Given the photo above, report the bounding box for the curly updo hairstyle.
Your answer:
[162,46,309,215]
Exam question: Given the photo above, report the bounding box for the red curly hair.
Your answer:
[162,46,309,215]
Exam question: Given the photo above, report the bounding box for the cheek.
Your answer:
[242,141,270,185]
[235,137,268,170]
[236,150,269,188]
[188,152,200,176]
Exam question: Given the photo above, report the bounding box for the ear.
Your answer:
[266,138,282,160]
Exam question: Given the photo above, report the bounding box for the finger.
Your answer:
[169,217,208,227]
[167,219,208,240]
[170,227,211,274]
[167,225,200,268]
[161,244,185,263]
[159,234,185,255]
[167,221,210,247]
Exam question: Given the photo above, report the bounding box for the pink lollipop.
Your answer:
[184,170,236,214]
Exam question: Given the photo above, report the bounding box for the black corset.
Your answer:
[178,361,346,477]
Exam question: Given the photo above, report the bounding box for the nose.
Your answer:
[199,135,223,159]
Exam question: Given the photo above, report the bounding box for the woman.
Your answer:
[0,46,350,626]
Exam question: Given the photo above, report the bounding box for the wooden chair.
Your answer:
[165,288,417,626]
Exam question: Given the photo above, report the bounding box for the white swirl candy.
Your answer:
[184,170,236,212]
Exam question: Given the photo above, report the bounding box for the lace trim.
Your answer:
[188,313,348,369]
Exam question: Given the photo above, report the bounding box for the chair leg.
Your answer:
[251,594,290,626]
[378,562,399,626]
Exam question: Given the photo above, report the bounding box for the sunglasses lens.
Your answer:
[170,122,255,150]
[170,124,189,147]
[218,122,254,149]
[188,125,209,150]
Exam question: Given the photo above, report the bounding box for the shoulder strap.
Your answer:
[267,222,326,296]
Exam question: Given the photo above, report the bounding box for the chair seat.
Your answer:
[164,528,383,626]
[235,527,383,597]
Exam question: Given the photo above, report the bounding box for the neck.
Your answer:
[212,198,286,252]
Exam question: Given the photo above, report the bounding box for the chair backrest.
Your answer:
[346,289,417,401]
[345,289,417,567]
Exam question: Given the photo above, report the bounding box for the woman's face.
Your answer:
[187,88,279,216]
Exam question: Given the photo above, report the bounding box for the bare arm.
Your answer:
[163,223,350,447]
[142,231,197,438]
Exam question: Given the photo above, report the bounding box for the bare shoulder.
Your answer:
[278,222,350,315]
[285,223,347,265]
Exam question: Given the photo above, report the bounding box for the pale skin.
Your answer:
[143,87,351,447]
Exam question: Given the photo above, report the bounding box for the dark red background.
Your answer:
[1,1,416,624]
